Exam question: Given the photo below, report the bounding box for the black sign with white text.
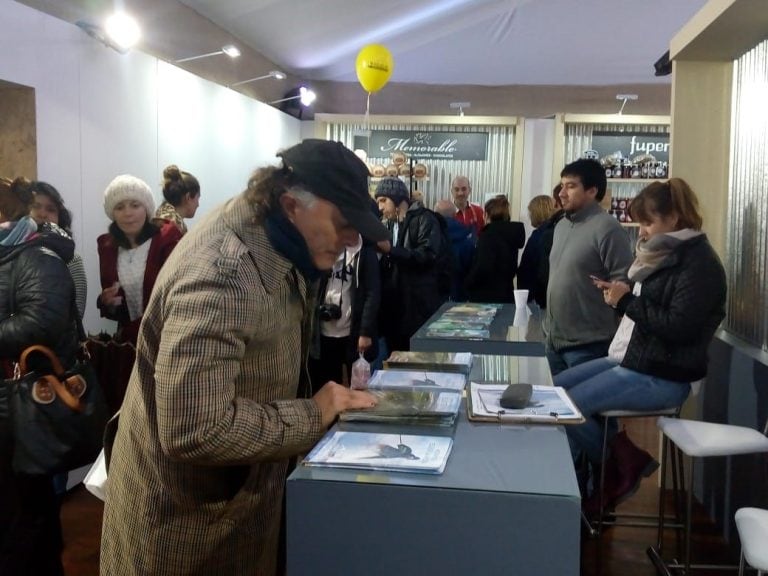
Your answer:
[591,131,669,162]
[365,130,489,160]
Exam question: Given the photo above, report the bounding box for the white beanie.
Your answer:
[103,174,156,220]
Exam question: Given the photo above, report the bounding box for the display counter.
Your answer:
[410,302,545,356]
[286,355,580,576]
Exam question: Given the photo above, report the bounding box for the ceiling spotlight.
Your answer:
[616,93,638,115]
[230,70,287,88]
[271,86,316,107]
[104,12,141,52]
[654,50,672,77]
[175,44,241,64]
[76,14,141,54]
[221,45,241,58]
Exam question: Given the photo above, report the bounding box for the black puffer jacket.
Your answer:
[0,225,78,371]
[617,234,726,382]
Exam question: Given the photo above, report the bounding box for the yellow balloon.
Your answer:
[355,44,394,94]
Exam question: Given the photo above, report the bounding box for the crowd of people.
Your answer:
[0,143,725,574]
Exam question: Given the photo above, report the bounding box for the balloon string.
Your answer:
[364,92,371,159]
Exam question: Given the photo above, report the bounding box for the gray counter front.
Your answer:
[286,356,580,576]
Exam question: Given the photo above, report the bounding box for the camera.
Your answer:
[318,303,342,321]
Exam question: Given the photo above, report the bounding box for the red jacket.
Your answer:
[454,202,485,236]
[97,222,181,344]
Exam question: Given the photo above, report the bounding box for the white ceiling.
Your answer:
[178,0,708,86]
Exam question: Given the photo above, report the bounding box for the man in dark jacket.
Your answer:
[434,199,474,301]
[375,177,448,351]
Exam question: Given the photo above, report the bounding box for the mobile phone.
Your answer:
[589,275,601,282]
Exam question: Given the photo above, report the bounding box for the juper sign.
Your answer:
[368,130,489,160]
[591,131,670,162]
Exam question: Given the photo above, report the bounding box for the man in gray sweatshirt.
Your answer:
[546,159,633,375]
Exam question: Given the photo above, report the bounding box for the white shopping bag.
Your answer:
[83,449,108,501]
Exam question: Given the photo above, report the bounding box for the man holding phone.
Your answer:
[545,159,633,375]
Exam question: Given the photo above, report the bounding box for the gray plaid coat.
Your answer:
[101,194,324,575]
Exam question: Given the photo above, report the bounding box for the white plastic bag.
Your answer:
[350,353,371,390]
[83,449,108,501]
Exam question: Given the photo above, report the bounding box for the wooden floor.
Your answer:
[60,418,739,575]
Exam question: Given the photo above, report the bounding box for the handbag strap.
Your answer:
[17,345,83,412]
[19,344,65,374]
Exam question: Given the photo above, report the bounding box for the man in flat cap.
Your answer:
[101,140,386,575]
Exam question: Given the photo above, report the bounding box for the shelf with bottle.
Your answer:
[606,178,669,183]
[604,160,669,180]
[369,176,430,183]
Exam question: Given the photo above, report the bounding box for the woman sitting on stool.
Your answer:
[554,178,726,515]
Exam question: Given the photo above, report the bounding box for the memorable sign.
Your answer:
[591,131,670,162]
[366,130,489,160]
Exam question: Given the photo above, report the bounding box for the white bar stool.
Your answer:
[736,507,768,576]
[647,418,768,575]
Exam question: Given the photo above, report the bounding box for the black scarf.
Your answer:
[264,210,322,282]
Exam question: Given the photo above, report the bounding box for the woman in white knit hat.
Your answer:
[97,174,182,347]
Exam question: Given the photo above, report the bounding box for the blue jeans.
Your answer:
[546,341,610,376]
[554,357,691,464]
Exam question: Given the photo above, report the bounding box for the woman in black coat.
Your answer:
[465,195,525,303]
[1,177,79,575]
[554,178,727,515]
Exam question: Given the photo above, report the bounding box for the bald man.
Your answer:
[450,176,484,236]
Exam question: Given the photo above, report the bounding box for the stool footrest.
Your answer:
[647,545,741,574]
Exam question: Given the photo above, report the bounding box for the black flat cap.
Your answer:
[277,139,388,242]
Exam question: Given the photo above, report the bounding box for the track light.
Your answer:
[175,44,241,64]
[270,86,316,107]
[76,13,141,54]
[616,93,638,115]
[230,70,287,88]
[654,50,672,77]
[450,101,471,117]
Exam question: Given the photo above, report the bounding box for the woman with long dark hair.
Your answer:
[1,175,79,575]
[28,180,88,319]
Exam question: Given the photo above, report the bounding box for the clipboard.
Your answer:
[467,382,585,425]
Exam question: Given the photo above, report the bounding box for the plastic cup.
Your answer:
[514,289,529,308]
[512,306,530,328]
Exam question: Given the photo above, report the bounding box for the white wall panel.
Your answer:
[0,0,301,333]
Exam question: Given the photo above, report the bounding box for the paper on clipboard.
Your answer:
[468,382,584,424]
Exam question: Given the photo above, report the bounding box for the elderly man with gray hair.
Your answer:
[101,140,386,576]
